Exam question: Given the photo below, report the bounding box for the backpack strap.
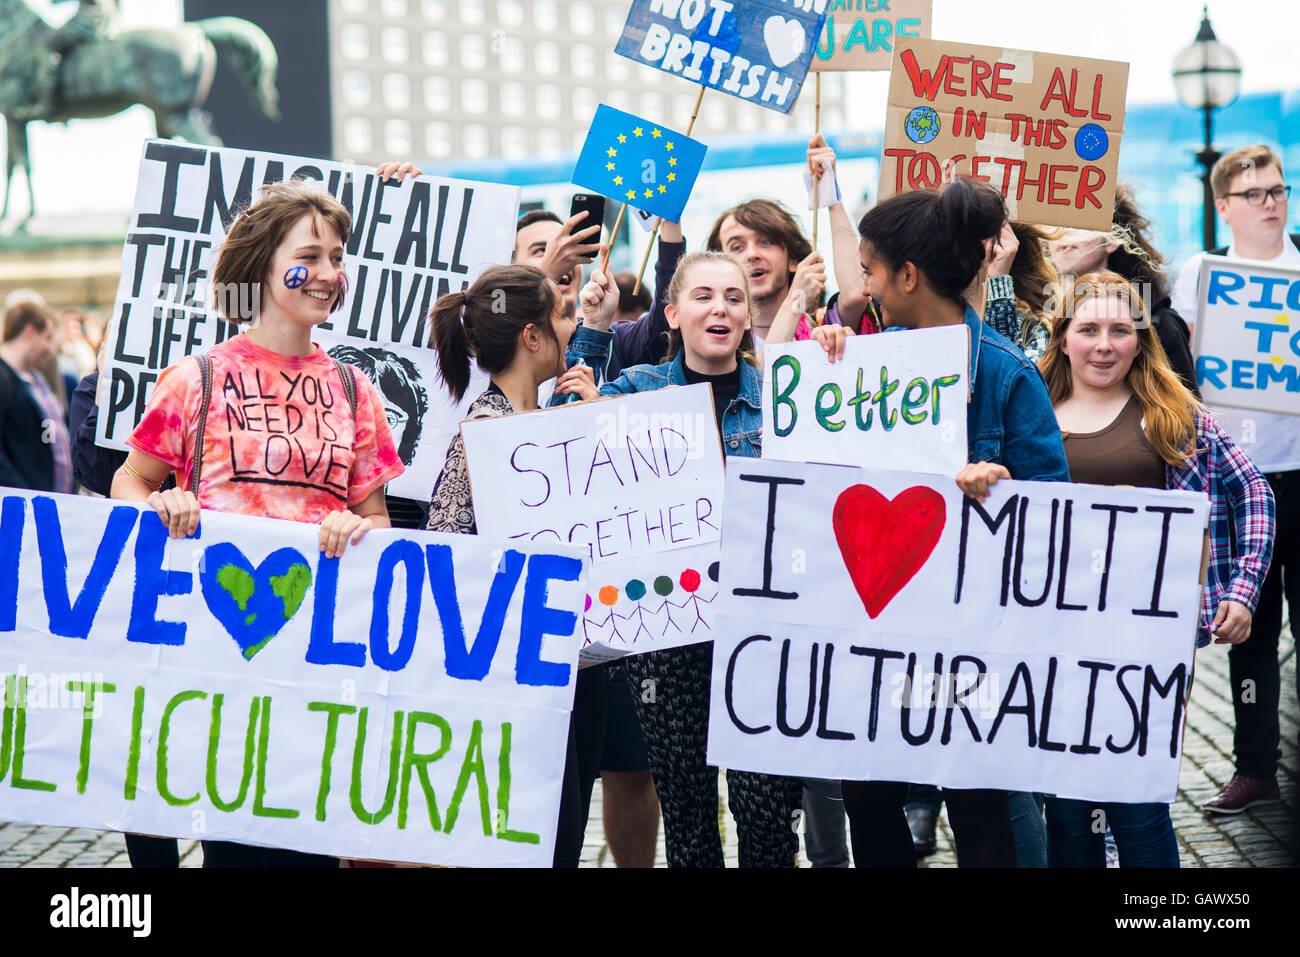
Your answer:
[191,353,214,498]
[1291,233,1300,253]
[330,357,359,417]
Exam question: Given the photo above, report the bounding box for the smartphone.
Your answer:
[569,193,606,256]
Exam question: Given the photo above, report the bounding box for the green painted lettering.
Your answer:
[771,354,801,437]
[931,374,962,424]
[496,722,539,844]
[68,680,116,795]
[815,383,845,432]
[443,719,490,836]
[206,694,259,812]
[349,707,403,825]
[124,685,145,800]
[900,377,930,425]
[398,711,452,831]
[252,696,298,818]
[873,365,900,431]
[308,701,357,822]
[157,689,206,806]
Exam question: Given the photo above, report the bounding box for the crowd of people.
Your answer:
[0,137,1294,869]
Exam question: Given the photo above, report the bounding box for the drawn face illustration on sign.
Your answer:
[327,345,430,466]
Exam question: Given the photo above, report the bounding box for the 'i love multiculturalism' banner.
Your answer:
[708,459,1208,803]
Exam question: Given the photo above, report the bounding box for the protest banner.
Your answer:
[313,329,490,500]
[707,458,1208,803]
[879,37,1128,231]
[615,0,829,114]
[1193,257,1300,416]
[810,0,931,72]
[762,326,968,474]
[460,386,724,661]
[95,140,520,474]
[0,490,585,866]
[572,104,708,224]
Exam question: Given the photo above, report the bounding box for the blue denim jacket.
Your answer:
[956,305,1070,481]
[594,344,764,459]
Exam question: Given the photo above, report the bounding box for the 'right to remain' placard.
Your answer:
[880,37,1128,231]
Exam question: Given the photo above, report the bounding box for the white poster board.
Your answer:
[1193,257,1300,416]
[707,458,1208,803]
[0,489,585,867]
[95,139,519,501]
[461,386,724,661]
[761,326,968,473]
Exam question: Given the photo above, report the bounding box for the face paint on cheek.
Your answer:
[283,265,308,289]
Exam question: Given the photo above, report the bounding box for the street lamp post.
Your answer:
[1172,7,1242,251]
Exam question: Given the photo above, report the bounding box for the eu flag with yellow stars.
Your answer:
[571,104,706,224]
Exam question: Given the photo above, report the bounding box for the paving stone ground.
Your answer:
[1,633,1294,869]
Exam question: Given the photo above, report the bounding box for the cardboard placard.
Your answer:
[707,458,1207,803]
[880,37,1128,230]
[1193,257,1300,416]
[810,0,932,72]
[761,327,968,474]
[0,490,586,866]
[614,0,828,114]
[96,139,519,501]
[460,386,726,660]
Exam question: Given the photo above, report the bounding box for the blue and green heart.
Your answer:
[200,543,312,660]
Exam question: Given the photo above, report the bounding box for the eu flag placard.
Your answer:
[571,105,706,224]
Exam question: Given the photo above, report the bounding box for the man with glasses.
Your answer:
[1173,144,1299,815]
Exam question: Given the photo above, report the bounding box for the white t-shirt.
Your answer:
[1172,238,1300,472]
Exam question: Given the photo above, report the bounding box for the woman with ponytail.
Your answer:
[423,264,602,868]
[843,178,1071,868]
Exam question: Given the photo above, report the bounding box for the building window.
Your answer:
[765,112,786,133]
[534,40,559,76]
[458,0,483,23]
[535,84,561,119]
[605,3,627,35]
[572,86,596,119]
[463,124,489,159]
[569,1,594,33]
[499,35,524,73]
[537,127,562,158]
[533,0,557,32]
[425,121,451,158]
[385,119,412,155]
[639,93,663,119]
[342,70,370,108]
[500,81,526,117]
[341,0,368,13]
[422,30,447,67]
[340,24,369,61]
[607,54,629,82]
[460,33,486,70]
[379,0,408,16]
[381,73,410,109]
[381,27,409,63]
[420,0,446,18]
[344,118,372,156]
[571,43,595,79]
[498,0,524,28]
[423,75,450,112]
[460,77,488,113]
[501,125,528,160]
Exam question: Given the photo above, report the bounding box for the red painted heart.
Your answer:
[832,484,947,619]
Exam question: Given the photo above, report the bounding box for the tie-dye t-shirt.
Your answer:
[127,334,404,523]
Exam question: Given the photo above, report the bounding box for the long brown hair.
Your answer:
[663,251,758,367]
[1038,270,1199,466]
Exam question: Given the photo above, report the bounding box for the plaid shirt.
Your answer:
[1166,410,1275,647]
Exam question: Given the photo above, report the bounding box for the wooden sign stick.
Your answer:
[812,73,822,249]
[632,84,707,296]
[599,203,627,276]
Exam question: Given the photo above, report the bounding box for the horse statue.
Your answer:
[0,0,279,226]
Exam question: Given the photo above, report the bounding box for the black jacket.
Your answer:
[0,356,54,491]
[1149,298,1200,399]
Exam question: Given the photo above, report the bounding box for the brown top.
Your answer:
[1062,395,1166,489]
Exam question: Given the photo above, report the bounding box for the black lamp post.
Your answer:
[1172,7,1242,250]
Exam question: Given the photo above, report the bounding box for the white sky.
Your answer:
[4,0,1297,224]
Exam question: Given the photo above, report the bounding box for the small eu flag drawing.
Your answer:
[571,105,707,224]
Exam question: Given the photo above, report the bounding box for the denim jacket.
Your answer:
[595,345,763,459]
[958,305,1071,482]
